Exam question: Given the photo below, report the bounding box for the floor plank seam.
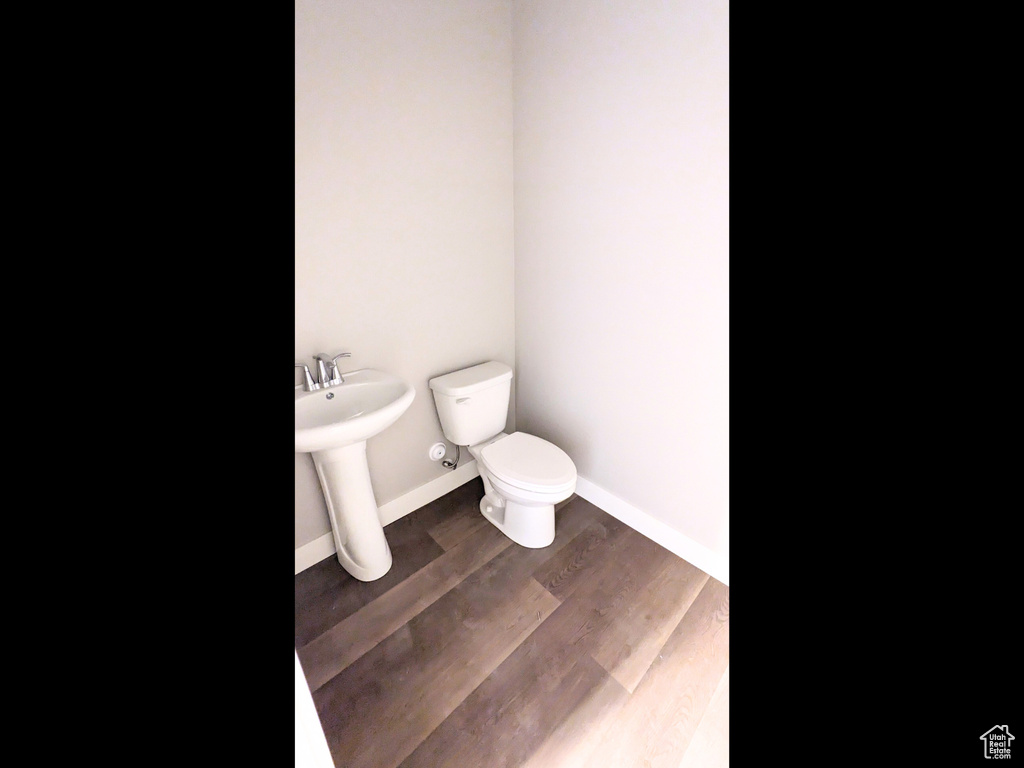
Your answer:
[299,526,513,691]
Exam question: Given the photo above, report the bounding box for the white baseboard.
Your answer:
[377,459,480,527]
[294,532,337,576]
[574,476,729,585]
[294,460,480,575]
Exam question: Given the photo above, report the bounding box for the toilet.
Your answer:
[429,361,576,548]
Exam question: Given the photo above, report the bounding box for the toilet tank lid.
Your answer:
[428,361,513,396]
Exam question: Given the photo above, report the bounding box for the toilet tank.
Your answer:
[428,361,513,447]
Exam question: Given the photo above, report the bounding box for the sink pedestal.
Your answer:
[311,441,392,582]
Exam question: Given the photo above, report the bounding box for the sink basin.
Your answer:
[295,368,415,582]
[295,369,415,453]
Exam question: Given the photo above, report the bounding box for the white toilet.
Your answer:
[429,361,576,548]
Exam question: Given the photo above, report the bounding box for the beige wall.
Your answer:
[512,0,729,556]
[295,0,515,548]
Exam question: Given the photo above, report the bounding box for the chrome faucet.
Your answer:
[295,362,319,392]
[313,351,352,387]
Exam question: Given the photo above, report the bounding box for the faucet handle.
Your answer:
[330,352,352,384]
[295,362,319,392]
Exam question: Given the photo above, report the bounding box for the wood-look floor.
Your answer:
[295,477,729,768]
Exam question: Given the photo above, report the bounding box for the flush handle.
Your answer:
[456,397,470,404]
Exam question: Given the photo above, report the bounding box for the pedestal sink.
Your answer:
[295,369,415,581]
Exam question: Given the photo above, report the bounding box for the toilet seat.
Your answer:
[478,431,577,495]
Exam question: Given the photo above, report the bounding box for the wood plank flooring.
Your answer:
[295,477,729,768]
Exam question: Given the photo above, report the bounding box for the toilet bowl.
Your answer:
[428,362,577,548]
[469,431,576,548]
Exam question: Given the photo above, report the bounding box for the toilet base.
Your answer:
[479,493,555,548]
